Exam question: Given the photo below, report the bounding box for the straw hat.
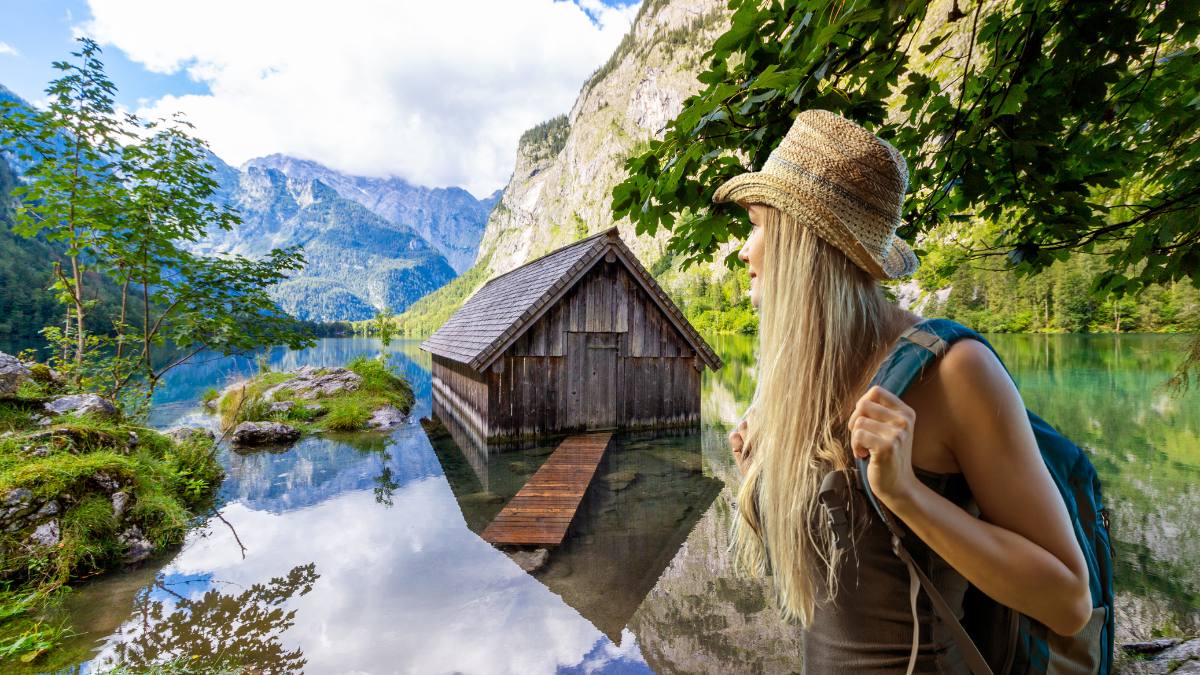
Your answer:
[713,109,918,279]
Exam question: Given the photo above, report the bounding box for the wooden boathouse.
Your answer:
[420,227,722,442]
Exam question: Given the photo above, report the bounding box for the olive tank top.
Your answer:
[803,467,977,674]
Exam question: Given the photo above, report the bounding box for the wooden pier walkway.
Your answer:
[481,431,613,546]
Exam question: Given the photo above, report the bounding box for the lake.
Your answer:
[34,332,1200,673]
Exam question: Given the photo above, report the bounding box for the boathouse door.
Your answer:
[566,331,619,430]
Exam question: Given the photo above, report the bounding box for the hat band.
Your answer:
[765,155,900,225]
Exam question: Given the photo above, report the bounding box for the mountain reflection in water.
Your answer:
[33,333,1200,674]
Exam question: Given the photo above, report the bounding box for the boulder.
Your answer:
[164,426,216,445]
[1122,637,1200,674]
[367,405,406,430]
[44,393,119,420]
[30,520,60,547]
[601,470,639,491]
[0,352,31,397]
[262,367,362,401]
[268,401,295,414]
[112,492,130,521]
[118,526,155,564]
[231,421,301,446]
[28,363,63,386]
[93,472,122,493]
[508,548,550,573]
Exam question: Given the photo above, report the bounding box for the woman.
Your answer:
[716,109,1092,673]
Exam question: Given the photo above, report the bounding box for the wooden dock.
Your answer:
[481,431,613,546]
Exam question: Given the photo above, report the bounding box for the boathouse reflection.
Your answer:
[422,411,723,644]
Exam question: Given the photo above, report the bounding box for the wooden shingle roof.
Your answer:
[420,227,722,372]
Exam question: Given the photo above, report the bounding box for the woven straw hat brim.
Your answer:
[714,170,918,280]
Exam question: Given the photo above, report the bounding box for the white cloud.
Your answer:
[79,0,641,197]
[0,42,18,57]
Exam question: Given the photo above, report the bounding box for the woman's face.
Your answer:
[738,203,767,309]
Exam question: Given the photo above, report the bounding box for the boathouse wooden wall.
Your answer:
[431,355,490,440]
[438,258,702,440]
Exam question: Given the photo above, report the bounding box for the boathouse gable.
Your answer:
[421,227,721,441]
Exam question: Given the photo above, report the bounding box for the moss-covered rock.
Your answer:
[0,393,223,666]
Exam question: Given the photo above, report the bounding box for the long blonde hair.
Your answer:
[731,204,906,625]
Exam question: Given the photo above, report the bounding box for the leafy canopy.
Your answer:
[612,0,1200,303]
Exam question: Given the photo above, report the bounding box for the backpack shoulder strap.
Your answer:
[854,318,995,675]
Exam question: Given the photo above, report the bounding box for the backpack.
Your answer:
[855,317,1115,675]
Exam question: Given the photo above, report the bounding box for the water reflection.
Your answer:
[97,564,317,673]
[426,417,725,644]
[37,332,1200,672]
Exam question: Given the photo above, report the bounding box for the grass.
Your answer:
[0,394,223,669]
[213,355,414,435]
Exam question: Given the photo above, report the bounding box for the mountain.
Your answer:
[243,154,495,274]
[396,0,736,336]
[196,161,457,322]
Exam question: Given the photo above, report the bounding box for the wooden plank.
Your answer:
[481,431,613,546]
[615,272,629,333]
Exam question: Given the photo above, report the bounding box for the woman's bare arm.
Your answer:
[848,340,1092,636]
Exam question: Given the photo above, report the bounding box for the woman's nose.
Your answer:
[738,244,750,263]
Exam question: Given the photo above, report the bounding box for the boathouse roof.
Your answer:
[420,227,722,372]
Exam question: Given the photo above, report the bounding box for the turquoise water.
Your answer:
[40,333,1200,673]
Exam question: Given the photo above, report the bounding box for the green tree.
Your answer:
[374,306,396,346]
[0,38,313,408]
[612,0,1200,382]
[0,38,127,380]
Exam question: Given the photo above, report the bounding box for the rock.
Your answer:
[127,431,139,447]
[27,363,63,386]
[118,526,155,564]
[111,492,130,521]
[94,472,121,493]
[164,426,216,444]
[262,367,362,401]
[602,470,638,491]
[44,393,119,420]
[30,520,60,547]
[1122,638,1183,655]
[366,405,406,430]
[508,548,550,573]
[231,421,301,446]
[4,488,32,508]
[0,489,38,529]
[1128,634,1200,672]
[268,401,295,414]
[35,500,59,518]
[0,352,31,397]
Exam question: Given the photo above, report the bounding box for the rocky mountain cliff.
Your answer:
[197,161,456,322]
[398,0,736,334]
[244,154,496,273]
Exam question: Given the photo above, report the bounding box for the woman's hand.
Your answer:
[848,385,919,509]
[729,413,753,475]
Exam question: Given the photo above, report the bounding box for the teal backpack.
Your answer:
[856,318,1115,675]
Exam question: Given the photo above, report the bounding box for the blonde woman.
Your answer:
[718,110,1092,673]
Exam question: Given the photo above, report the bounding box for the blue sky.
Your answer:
[0,0,641,196]
[0,0,208,107]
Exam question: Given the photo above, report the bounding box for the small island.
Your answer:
[212,356,414,446]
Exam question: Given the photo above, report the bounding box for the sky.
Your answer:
[0,0,641,198]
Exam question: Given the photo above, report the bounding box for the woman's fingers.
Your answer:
[864,385,914,418]
[853,399,911,429]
